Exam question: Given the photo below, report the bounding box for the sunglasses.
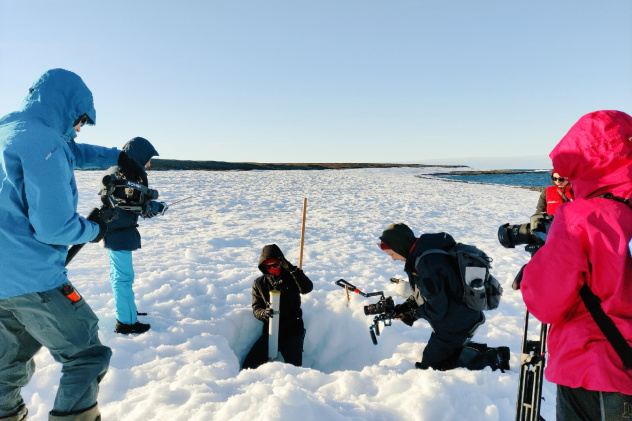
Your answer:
[378,241,390,250]
[551,177,567,182]
[265,262,280,269]
[73,114,89,127]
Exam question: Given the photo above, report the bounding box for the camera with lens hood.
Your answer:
[498,213,553,253]
[363,295,395,316]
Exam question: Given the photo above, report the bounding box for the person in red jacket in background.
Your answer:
[535,169,574,215]
[521,110,632,420]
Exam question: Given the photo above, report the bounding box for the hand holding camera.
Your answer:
[393,299,418,326]
[143,201,168,218]
[87,208,108,243]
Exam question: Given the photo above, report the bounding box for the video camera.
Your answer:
[100,174,159,213]
[335,279,395,345]
[497,213,553,255]
[364,295,395,316]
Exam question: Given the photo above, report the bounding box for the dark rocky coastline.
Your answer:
[146,159,543,191]
[150,159,466,171]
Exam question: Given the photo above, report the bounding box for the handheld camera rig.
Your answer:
[498,213,553,421]
[100,174,159,214]
[335,279,395,345]
[65,174,160,267]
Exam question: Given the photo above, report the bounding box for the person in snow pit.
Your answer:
[521,110,632,420]
[379,223,510,372]
[242,244,313,369]
[0,68,146,421]
[100,136,167,335]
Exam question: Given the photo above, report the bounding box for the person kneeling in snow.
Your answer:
[242,244,313,370]
[379,223,510,372]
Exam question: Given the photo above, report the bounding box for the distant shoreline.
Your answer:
[148,160,544,191]
[150,159,466,171]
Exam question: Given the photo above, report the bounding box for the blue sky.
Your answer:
[1,1,631,169]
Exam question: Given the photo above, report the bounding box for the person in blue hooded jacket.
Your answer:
[101,136,167,335]
[0,69,147,421]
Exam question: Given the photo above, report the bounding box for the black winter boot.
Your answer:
[114,320,150,335]
[491,346,510,373]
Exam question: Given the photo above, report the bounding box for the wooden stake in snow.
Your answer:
[298,198,307,269]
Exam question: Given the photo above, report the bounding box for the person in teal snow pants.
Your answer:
[101,137,167,335]
[0,69,148,421]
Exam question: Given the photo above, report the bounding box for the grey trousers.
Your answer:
[557,385,632,421]
[0,283,111,417]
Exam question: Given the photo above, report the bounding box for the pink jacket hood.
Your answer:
[550,110,632,199]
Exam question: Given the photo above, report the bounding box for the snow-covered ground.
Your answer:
[22,167,553,420]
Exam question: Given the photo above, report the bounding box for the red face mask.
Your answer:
[263,259,281,276]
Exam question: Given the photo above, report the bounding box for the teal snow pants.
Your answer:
[107,249,137,325]
[0,283,111,417]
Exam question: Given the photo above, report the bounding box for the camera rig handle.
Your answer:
[335,279,385,299]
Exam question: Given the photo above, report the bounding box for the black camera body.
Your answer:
[498,213,553,252]
[364,295,395,316]
[101,174,159,213]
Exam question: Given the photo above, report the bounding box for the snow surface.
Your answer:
[21,167,555,420]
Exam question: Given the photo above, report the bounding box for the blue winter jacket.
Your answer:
[0,69,120,298]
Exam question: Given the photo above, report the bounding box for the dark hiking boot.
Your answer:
[114,320,150,335]
[492,346,510,373]
[0,404,27,421]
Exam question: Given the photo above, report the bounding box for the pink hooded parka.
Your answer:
[521,110,632,394]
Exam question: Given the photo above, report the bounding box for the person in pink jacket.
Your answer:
[521,110,632,420]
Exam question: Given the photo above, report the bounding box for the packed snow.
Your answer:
[21,167,554,420]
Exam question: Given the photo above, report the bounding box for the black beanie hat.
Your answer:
[380,223,416,258]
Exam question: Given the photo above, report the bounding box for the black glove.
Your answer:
[393,299,417,317]
[393,299,418,326]
[118,151,148,186]
[512,264,527,290]
[87,208,108,243]
[279,257,298,273]
[142,201,168,218]
[264,307,274,319]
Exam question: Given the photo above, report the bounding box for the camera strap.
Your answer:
[579,283,632,369]
[580,193,632,369]
[596,193,632,209]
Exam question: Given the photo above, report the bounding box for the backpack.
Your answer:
[417,243,503,311]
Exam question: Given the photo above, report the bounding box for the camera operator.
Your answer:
[379,223,509,372]
[101,136,167,335]
[0,69,146,421]
[521,110,632,420]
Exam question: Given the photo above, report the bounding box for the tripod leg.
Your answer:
[515,311,548,421]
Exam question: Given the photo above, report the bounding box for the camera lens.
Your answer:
[498,223,532,248]
[364,304,378,315]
